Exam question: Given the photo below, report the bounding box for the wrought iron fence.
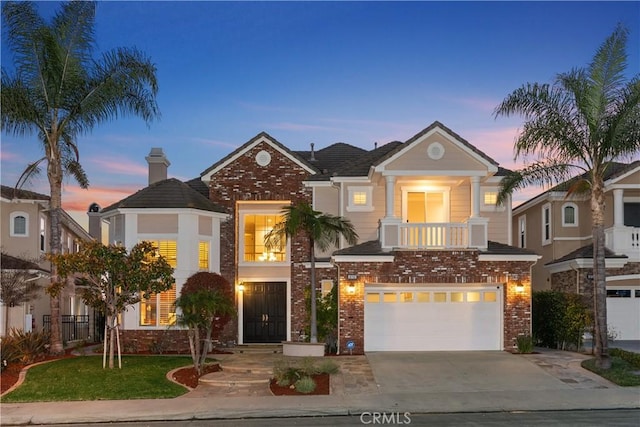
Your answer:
[43,315,90,343]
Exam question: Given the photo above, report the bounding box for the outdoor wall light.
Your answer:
[237,283,245,292]
[515,282,525,293]
[347,283,356,294]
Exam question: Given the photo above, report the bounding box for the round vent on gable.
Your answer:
[255,150,272,166]
[427,142,445,160]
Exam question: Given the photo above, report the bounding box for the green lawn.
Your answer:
[581,356,640,387]
[1,356,193,402]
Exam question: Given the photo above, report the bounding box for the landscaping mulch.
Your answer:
[269,373,330,396]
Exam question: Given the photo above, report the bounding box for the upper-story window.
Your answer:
[242,214,286,262]
[40,216,46,251]
[562,203,578,227]
[542,203,551,245]
[481,189,505,212]
[347,186,374,212]
[518,216,526,248]
[10,212,28,237]
[624,202,640,227]
[146,240,177,268]
[199,241,210,270]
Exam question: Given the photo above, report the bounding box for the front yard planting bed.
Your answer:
[1,356,194,402]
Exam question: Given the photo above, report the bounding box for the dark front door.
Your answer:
[243,282,287,343]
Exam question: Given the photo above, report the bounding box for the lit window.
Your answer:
[434,292,446,303]
[383,292,397,303]
[140,283,177,326]
[562,203,578,227]
[243,214,286,262]
[467,291,481,302]
[147,240,177,268]
[542,204,551,245]
[347,186,374,212]
[451,292,464,302]
[10,212,28,236]
[199,241,209,270]
[366,293,380,303]
[483,192,497,205]
[400,292,413,302]
[417,292,430,302]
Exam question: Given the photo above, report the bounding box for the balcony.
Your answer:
[605,226,640,261]
[379,217,488,251]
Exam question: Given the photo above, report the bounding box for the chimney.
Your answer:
[146,148,170,185]
[87,202,102,242]
[374,141,378,150]
[309,143,316,161]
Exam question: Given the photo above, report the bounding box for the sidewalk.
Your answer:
[1,349,639,425]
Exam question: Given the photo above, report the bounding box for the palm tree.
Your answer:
[1,1,160,354]
[265,201,358,343]
[494,25,640,369]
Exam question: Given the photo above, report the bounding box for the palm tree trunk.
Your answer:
[309,238,318,343]
[48,154,65,355]
[591,178,610,369]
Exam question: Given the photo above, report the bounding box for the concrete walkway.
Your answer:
[1,349,638,425]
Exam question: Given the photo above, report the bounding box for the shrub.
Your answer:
[610,348,640,368]
[0,329,50,367]
[294,376,317,394]
[516,335,534,354]
[532,291,591,350]
[317,359,339,375]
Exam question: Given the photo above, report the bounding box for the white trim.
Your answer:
[201,134,317,181]
[606,274,640,282]
[546,257,629,274]
[401,185,451,223]
[553,236,592,241]
[381,170,488,177]
[302,261,334,269]
[604,164,640,187]
[102,207,229,220]
[346,186,374,212]
[623,196,640,203]
[561,202,579,227]
[332,255,394,263]
[374,125,498,174]
[478,254,540,262]
[9,211,29,237]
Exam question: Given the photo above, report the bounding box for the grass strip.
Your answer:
[581,356,640,387]
[2,355,192,402]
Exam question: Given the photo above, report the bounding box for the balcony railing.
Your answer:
[605,226,640,260]
[399,223,468,248]
[379,218,488,251]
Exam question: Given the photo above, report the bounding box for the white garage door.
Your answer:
[364,285,503,351]
[607,287,640,340]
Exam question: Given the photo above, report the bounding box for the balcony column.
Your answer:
[470,176,481,218]
[613,189,624,227]
[385,175,396,219]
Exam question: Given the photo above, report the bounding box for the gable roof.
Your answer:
[101,178,226,214]
[295,142,368,179]
[200,132,319,181]
[0,185,50,202]
[513,161,640,214]
[373,121,500,173]
[545,243,627,266]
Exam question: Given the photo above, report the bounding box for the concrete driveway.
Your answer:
[366,351,585,394]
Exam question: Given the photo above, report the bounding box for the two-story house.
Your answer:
[512,161,640,340]
[0,185,94,340]
[98,122,540,354]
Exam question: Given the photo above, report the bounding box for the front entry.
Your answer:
[242,282,287,343]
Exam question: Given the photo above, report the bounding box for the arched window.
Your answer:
[562,203,578,227]
[10,212,29,237]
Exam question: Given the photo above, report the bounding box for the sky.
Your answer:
[1,1,639,229]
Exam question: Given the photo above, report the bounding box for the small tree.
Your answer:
[175,272,235,376]
[0,253,41,335]
[50,240,174,368]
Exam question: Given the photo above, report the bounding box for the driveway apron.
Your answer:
[366,351,584,394]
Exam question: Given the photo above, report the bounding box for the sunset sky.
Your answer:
[1,1,639,228]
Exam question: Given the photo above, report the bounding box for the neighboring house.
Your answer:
[99,122,540,354]
[0,185,95,340]
[512,161,640,340]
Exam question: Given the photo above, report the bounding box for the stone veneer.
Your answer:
[120,329,191,354]
[335,250,535,355]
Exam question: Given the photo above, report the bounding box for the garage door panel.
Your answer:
[365,287,502,352]
[607,288,640,340]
